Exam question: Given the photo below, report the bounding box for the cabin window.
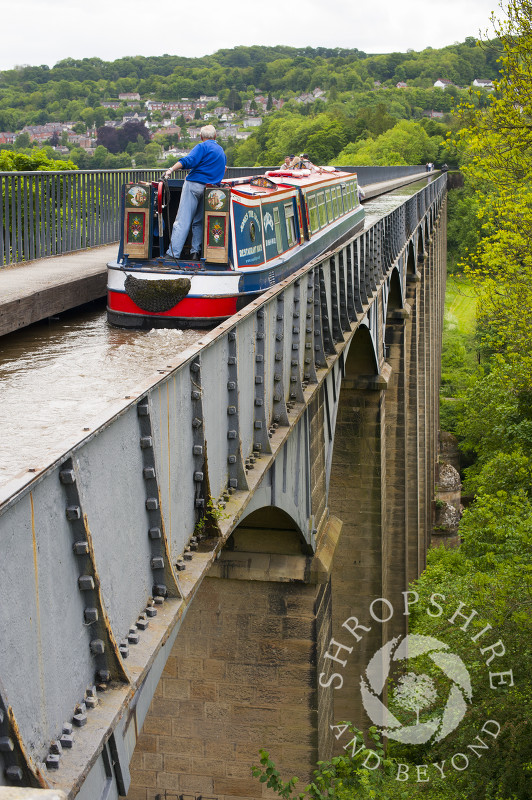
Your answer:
[307,194,319,232]
[284,203,297,247]
[345,184,353,210]
[337,186,345,215]
[317,192,327,227]
[350,183,357,206]
[332,187,339,218]
[341,184,349,211]
[273,207,283,253]
[325,189,333,220]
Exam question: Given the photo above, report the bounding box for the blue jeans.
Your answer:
[166,180,204,258]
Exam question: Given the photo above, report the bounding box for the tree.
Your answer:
[14,132,30,149]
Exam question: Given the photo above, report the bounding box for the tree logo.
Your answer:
[360,634,472,744]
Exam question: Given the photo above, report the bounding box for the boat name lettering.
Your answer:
[240,209,261,233]
[239,245,263,257]
[265,237,276,247]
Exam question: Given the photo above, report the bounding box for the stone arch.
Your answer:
[406,241,416,275]
[344,323,378,380]
[387,267,403,316]
[416,225,425,264]
[224,506,311,555]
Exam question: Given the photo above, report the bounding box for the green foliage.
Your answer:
[0,149,77,171]
[334,120,441,166]
[252,728,409,800]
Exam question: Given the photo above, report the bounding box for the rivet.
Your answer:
[191,390,201,400]
[62,722,73,735]
[195,498,205,508]
[292,344,299,350]
[275,353,282,361]
[227,406,236,415]
[194,471,204,482]
[73,713,87,727]
[228,356,237,365]
[275,334,283,341]
[227,381,236,390]
[227,430,237,439]
[254,421,263,429]
[137,617,149,631]
[143,467,156,480]
[137,404,149,416]
[153,584,167,597]
[90,639,105,655]
[192,417,202,428]
[255,399,263,406]
[66,506,81,521]
[84,608,98,623]
[60,469,75,484]
[257,310,264,319]
[149,527,162,539]
[256,354,264,362]
[140,436,153,449]
[228,455,237,464]
[78,575,94,591]
[253,443,262,451]
[146,497,159,510]
[119,644,129,659]
[190,361,200,373]
[73,541,89,555]
[305,343,312,349]
[290,376,297,383]
[0,737,14,752]
[146,606,157,617]
[228,331,236,341]
[291,359,298,366]
[257,332,265,340]
[60,734,74,748]
[229,478,238,488]
[255,376,263,384]
[86,696,98,709]
[128,631,140,644]
[46,755,60,770]
[151,556,164,570]
[175,560,186,571]
[5,766,23,782]
[274,394,282,402]
[277,314,283,321]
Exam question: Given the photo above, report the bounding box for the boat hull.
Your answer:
[107,177,364,329]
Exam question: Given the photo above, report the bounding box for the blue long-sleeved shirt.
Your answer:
[180,139,226,184]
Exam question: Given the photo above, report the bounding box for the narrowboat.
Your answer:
[107,167,365,328]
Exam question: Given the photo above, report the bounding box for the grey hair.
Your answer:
[200,125,217,140]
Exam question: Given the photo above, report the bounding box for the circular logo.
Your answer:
[360,634,472,744]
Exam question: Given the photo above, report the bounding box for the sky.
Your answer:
[1,0,502,72]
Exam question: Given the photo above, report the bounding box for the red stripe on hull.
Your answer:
[108,290,238,319]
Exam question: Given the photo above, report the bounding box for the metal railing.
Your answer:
[0,165,426,267]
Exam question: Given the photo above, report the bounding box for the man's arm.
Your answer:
[164,160,183,178]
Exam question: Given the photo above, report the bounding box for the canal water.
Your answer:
[0,179,430,488]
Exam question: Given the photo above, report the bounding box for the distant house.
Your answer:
[423,110,445,119]
[396,81,408,89]
[434,79,453,89]
[242,117,262,128]
[118,92,141,102]
[0,132,16,144]
[101,101,121,109]
[473,79,494,90]
[122,112,148,126]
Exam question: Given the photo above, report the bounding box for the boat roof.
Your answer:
[222,168,356,197]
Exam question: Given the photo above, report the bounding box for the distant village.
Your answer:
[0,78,494,159]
